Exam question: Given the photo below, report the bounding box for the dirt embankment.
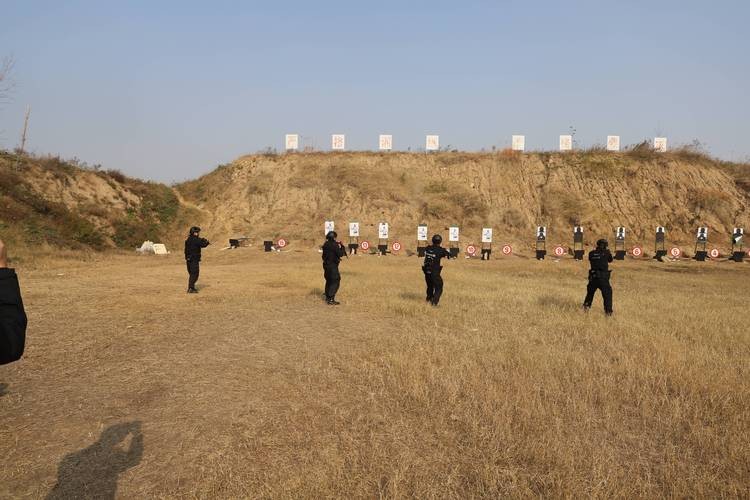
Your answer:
[177,151,750,247]
[2,149,748,253]
[0,151,197,253]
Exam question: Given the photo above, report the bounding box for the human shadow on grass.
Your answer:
[47,421,143,500]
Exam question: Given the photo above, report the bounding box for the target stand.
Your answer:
[448,226,460,258]
[535,226,547,260]
[481,243,492,260]
[573,226,584,260]
[614,226,626,260]
[694,227,708,261]
[263,240,273,252]
[731,228,744,262]
[378,239,388,256]
[416,224,428,257]
[348,236,359,255]
[653,226,667,261]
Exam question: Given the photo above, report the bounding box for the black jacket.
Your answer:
[184,235,210,261]
[423,245,451,272]
[322,239,346,266]
[0,268,26,365]
[588,248,613,272]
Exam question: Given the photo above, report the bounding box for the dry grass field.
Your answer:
[1,246,749,498]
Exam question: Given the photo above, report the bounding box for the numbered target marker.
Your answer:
[391,241,402,252]
[709,248,720,259]
[360,241,370,251]
[553,245,565,257]
[669,247,682,258]
[466,245,477,256]
[631,246,643,257]
[501,244,513,255]
[277,238,287,248]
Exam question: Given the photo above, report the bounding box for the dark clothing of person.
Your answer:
[184,235,210,262]
[422,245,451,305]
[185,234,209,290]
[322,239,346,301]
[583,248,613,314]
[0,268,26,365]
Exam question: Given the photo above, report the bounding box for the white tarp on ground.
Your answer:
[137,241,155,253]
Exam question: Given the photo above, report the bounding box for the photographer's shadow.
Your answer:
[47,421,143,500]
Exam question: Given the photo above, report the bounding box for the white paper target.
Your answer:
[733,228,744,244]
[324,220,335,236]
[285,134,299,150]
[481,228,493,243]
[378,222,389,239]
[349,222,360,237]
[417,225,428,241]
[379,134,393,151]
[656,226,665,234]
[512,135,525,151]
[697,227,708,239]
[654,137,667,152]
[559,135,573,151]
[607,135,620,151]
[449,226,459,242]
[537,226,546,239]
[331,134,346,151]
[425,135,440,151]
[616,227,626,239]
[574,226,583,235]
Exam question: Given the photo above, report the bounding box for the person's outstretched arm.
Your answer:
[200,238,210,248]
[0,240,27,365]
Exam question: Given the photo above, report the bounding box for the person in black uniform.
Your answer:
[583,238,614,315]
[184,226,210,293]
[322,231,347,305]
[0,239,26,365]
[422,234,453,307]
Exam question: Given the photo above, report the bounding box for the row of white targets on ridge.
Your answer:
[285,135,669,152]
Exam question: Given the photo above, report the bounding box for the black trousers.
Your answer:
[584,278,613,313]
[424,269,444,305]
[187,259,200,289]
[323,264,341,300]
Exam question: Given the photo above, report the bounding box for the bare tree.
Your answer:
[0,56,15,103]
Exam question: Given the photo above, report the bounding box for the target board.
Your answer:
[501,244,513,255]
[277,238,287,248]
[669,247,682,258]
[631,246,643,257]
[709,248,720,258]
[553,245,565,257]
[378,223,389,239]
[466,245,477,256]
[360,241,370,251]
[391,241,402,252]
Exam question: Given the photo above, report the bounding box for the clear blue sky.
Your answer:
[1,1,748,182]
